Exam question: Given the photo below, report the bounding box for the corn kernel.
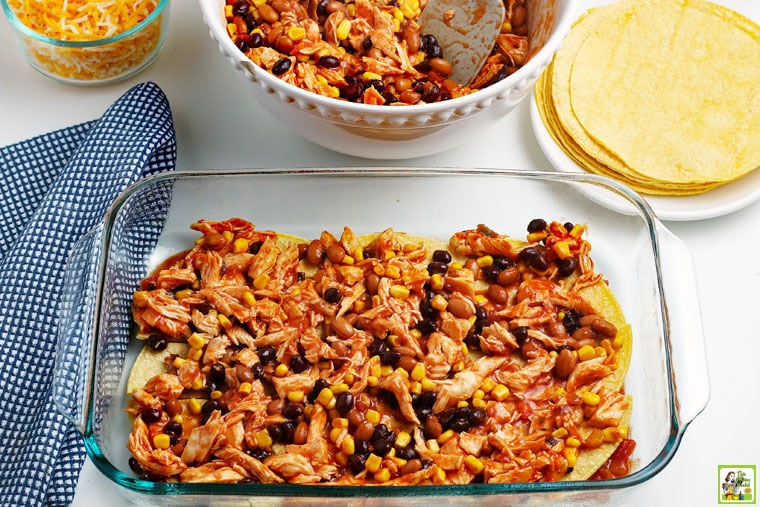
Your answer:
[210,390,222,400]
[401,3,416,18]
[395,431,412,449]
[172,357,187,369]
[594,346,607,358]
[243,290,256,306]
[527,231,547,243]
[380,365,393,377]
[250,429,271,448]
[552,241,572,260]
[383,250,396,260]
[476,255,493,268]
[410,380,422,395]
[472,389,485,400]
[317,387,334,407]
[566,437,581,448]
[472,398,487,409]
[335,19,351,40]
[287,390,305,403]
[491,384,510,401]
[332,418,349,429]
[328,85,340,98]
[430,294,447,311]
[410,362,426,382]
[367,375,379,387]
[385,264,401,279]
[461,343,470,356]
[224,4,233,17]
[274,363,289,377]
[569,224,585,238]
[464,455,484,475]
[238,382,253,394]
[474,295,489,306]
[366,409,381,425]
[450,261,463,270]
[552,427,568,439]
[175,288,193,300]
[331,383,349,395]
[581,391,601,407]
[341,435,355,455]
[564,447,578,467]
[329,427,343,443]
[395,367,409,379]
[363,70,383,80]
[187,333,206,350]
[430,273,444,291]
[287,25,306,41]
[432,465,446,483]
[344,371,356,385]
[421,378,436,391]
[231,237,249,254]
[171,414,183,424]
[188,397,203,415]
[480,378,496,392]
[374,468,391,483]
[373,264,386,276]
[389,284,410,299]
[226,22,237,39]
[153,433,171,449]
[217,313,232,330]
[365,453,382,473]
[186,348,202,362]
[577,345,596,361]
[191,377,205,391]
[612,332,624,349]
[253,273,270,290]
[437,429,455,444]
[426,439,440,453]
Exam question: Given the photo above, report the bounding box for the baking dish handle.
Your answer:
[657,223,710,429]
[53,223,104,434]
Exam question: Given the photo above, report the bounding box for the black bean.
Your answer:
[380,349,401,366]
[368,339,388,358]
[492,255,514,270]
[354,438,370,456]
[464,330,480,349]
[416,318,437,335]
[290,354,309,374]
[232,0,249,16]
[364,79,384,93]
[146,334,167,351]
[163,421,182,443]
[317,55,341,69]
[481,265,500,283]
[335,392,354,415]
[557,257,577,278]
[373,439,392,456]
[128,457,144,475]
[418,390,436,409]
[470,408,487,426]
[527,218,547,233]
[247,448,270,460]
[209,363,226,384]
[140,407,161,424]
[348,454,367,474]
[421,84,440,103]
[251,362,265,379]
[323,287,342,303]
[419,299,438,321]
[271,57,292,75]
[416,407,432,422]
[513,326,529,345]
[530,252,549,271]
[249,31,264,48]
[280,421,295,443]
[282,403,304,420]
[519,246,539,262]
[258,345,277,365]
[249,241,263,254]
[372,424,389,442]
[450,418,471,432]
[396,447,417,460]
[432,250,452,264]
[362,37,373,50]
[562,309,581,334]
[201,399,220,415]
[267,424,283,442]
[563,222,574,233]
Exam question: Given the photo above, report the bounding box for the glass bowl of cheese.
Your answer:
[1,0,169,85]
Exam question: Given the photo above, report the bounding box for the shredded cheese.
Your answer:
[8,0,164,82]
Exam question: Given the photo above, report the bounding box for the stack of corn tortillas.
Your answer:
[534,0,760,196]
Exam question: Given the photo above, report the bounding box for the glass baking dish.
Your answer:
[54,169,709,505]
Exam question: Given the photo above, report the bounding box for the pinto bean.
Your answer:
[306,239,326,265]
[332,316,355,339]
[257,3,279,23]
[401,23,421,53]
[327,243,347,263]
[293,420,309,444]
[554,348,577,379]
[425,415,443,438]
[511,5,528,28]
[497,267,520,286]
[572,326,597,343]
[591,317,618,338]
[447,297,474,319]
[487,284,508,305]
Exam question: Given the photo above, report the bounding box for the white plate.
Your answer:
[528,0,760,222]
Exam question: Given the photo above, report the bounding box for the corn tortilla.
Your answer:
[536,0,760,195]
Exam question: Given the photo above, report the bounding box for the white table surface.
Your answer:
[1,1,758,506]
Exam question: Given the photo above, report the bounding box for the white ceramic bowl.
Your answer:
[200,0,577,159]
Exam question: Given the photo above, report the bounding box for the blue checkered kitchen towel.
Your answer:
[0,82,176,506]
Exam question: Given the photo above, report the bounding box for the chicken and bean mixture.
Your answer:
[128,218,633,484]
[224,0,531,104]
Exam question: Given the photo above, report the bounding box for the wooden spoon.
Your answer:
[418,0,506,86]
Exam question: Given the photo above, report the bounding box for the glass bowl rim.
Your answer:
[1,0,169,48]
